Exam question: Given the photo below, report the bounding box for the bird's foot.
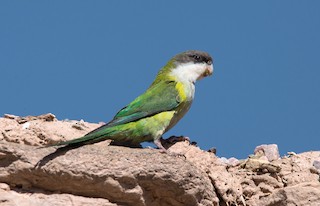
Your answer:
[165,135,190,143]
[160,135,196,148]
[153,138,186,158]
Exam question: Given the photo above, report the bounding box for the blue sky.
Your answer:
[1,1,319,158]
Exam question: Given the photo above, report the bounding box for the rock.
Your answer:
[4,113,57,123]
[313,160,320,172]
[0,141,217,206]
[218,157,240,166]
[0,182,10,191]
[3,114,19,120]
[254,144,280,161]
[207,147,217,154]
[0,114,320,206]
[0,114,100,146]
[0,186,117,206]
[258,182,320,205]
[240,157,281,173]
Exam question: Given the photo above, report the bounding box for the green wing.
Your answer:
[87,80,180,135]
[52,80,181,146]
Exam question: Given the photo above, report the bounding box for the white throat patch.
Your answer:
[170,62,212,83]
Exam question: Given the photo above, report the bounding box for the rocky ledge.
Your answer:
[0,114,319,206]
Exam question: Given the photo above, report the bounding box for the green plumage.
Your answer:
[53,50,213,150]
[54,80,183,147]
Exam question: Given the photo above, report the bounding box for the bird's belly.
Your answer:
[166,100,193,132]
[137,111,176,137]
[110,111,175,144]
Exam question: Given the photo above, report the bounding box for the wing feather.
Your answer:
[86,80,180,135]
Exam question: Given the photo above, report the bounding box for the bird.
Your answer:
[53,50,213,152]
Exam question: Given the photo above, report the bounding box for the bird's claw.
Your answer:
[166,135,190,143]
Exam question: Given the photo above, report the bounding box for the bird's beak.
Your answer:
[203,64,213,77]
[197,64,214,81]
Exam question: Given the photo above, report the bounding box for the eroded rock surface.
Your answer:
[0,114,320,206]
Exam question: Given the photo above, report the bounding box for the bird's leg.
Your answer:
[153,138,186,158]
[153,138,168,153]
[153,137,186,159]
[154,136,193,151]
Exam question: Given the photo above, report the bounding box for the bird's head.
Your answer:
[156,50,213,84]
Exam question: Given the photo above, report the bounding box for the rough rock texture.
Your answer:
[0,114,320,206]
[0,113,101,146]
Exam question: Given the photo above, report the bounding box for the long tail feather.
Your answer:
[49,128,111,147]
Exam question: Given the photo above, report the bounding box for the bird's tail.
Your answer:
[52,134,99,146]
[49,126,113,147]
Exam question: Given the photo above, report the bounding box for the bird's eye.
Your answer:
[192,55,201,61]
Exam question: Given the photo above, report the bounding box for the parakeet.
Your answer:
[54,50,213,151]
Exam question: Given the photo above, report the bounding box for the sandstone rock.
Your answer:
[0,141,217,206]
[254,144,280,161]
[0,114,320,206]
[0,182,117,206]
[0,114,101,146]
[4,113,57,123]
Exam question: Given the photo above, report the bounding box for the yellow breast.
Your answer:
[175,81,195,102]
